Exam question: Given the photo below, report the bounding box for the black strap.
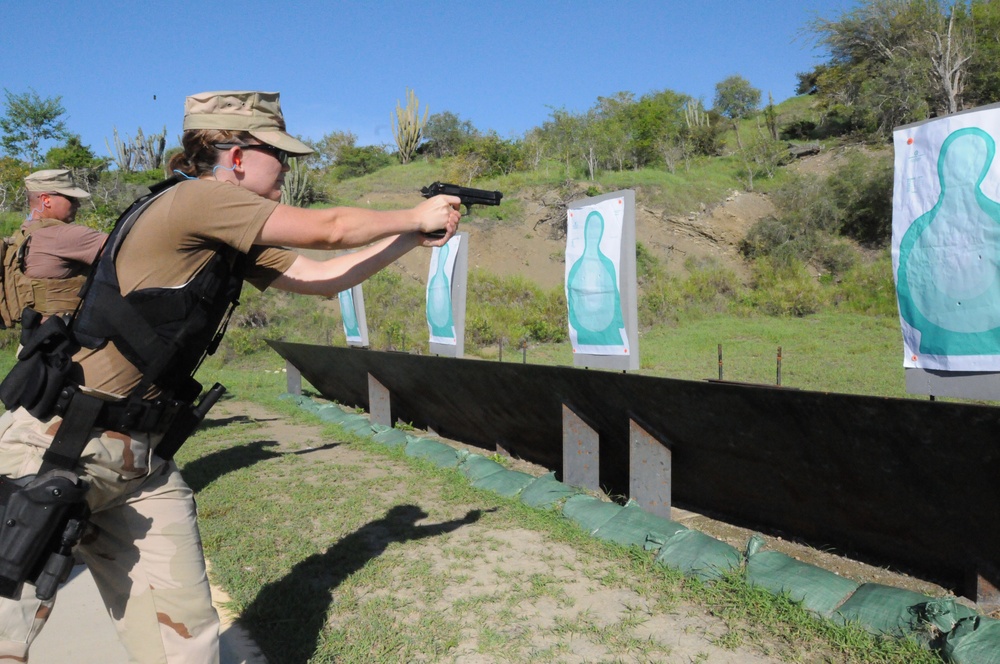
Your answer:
[39,391,104,473]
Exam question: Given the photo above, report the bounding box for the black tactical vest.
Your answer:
[72,178,246,402]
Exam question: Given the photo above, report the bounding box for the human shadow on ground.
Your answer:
[198,414,272,430]
[179,440,283,493]
[180,440,343,493]
[241,504,485,664]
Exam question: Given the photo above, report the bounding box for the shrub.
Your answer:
[827,150,893,246]
[780,119,818,140]
[466,270,565,347]
[813,236,859,276]
[738,257,824,316]
[636,241,665,285]
[331,146,393,182]
[832,253,897,316]
[361,270,426,351]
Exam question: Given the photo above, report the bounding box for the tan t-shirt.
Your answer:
[72,179,297,396]
[21,220,107,279]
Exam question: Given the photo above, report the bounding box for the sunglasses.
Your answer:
[214,143,291,166]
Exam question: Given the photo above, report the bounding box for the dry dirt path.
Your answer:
[202,398,837,663]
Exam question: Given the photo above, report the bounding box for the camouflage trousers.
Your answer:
[0,407,221,663]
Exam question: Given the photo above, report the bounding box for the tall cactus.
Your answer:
[684,99,710,128]
[105,126,167,172]
[391,88,428,164]
[105,126,136,172]
[281,157,312,207]
[137,126,167,170]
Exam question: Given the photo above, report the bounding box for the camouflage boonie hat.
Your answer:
[182,90,313,155]
[24,169,91,198]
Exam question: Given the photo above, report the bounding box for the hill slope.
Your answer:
[388,182,776,290]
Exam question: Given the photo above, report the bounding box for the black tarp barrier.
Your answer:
[268,341,1000,598]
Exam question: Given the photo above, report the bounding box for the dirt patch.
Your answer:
[204,399,817,662]
[425,405,958,602]
[206,398,971,662]
[389,187,773,291]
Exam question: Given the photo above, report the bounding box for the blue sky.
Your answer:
[1,0,855,158]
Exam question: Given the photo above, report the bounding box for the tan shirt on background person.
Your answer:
[20,219,106,279]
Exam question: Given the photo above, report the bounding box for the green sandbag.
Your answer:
[471,468,536,497]
[834,583,938,639]
[339,416,375,436]
[404,437,461,468]
[371,427,409,448]
[746,550,859,618]
[561,494,623,534]
[458,454,507,482]
[943,616,1000,664]
[314,404,352,423]
[280,393,311,407]
[653,529,741,581]
[519,472,580,509]
[918,597,979,634]
[592,501,688,549]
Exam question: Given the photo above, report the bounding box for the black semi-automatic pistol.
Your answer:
[420,181,503,238]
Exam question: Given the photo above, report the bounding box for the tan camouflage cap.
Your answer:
[24,169,91,198]
[182,90,314,156]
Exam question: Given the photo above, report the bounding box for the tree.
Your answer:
[0,156,29,212]
[538,107,584,176]
[964,0,1000,106]
[593,92,636,171]
[423,111,478,158]
[921,2,973,115]
[0,88,69,166]
[713,75,761,150]
[803,0,979,136]
[44,135,104,170]
[331,145,393,181]
[305,130,357,169]
[461,132,525,178]
[629,89,688,168]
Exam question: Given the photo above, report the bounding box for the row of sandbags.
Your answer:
[283,394,1000,663]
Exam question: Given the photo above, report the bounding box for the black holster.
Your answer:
[0,471,90,601]
[155,383,226,460]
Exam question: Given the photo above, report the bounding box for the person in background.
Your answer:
[0,90,461,663]
[19,169,107,320]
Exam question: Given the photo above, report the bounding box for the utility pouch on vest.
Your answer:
[0,313,77,419]
[0,471,90,600]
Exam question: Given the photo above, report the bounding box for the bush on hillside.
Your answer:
[740,149,889,275]
[218,288,340,359]
[737,257,825,317]
[330,146,394,182]
[466,270,566,347]
[831,253,897,316]
[638,256,743,327]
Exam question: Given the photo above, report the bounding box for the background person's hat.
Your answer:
[24,169,91,198]
[182,90,314,156]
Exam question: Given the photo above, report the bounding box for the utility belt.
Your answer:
[44,380,226,472]
[50,386,185,449]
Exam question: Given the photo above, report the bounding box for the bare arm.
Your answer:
[256,194,460,249]
[269,234,423,296]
